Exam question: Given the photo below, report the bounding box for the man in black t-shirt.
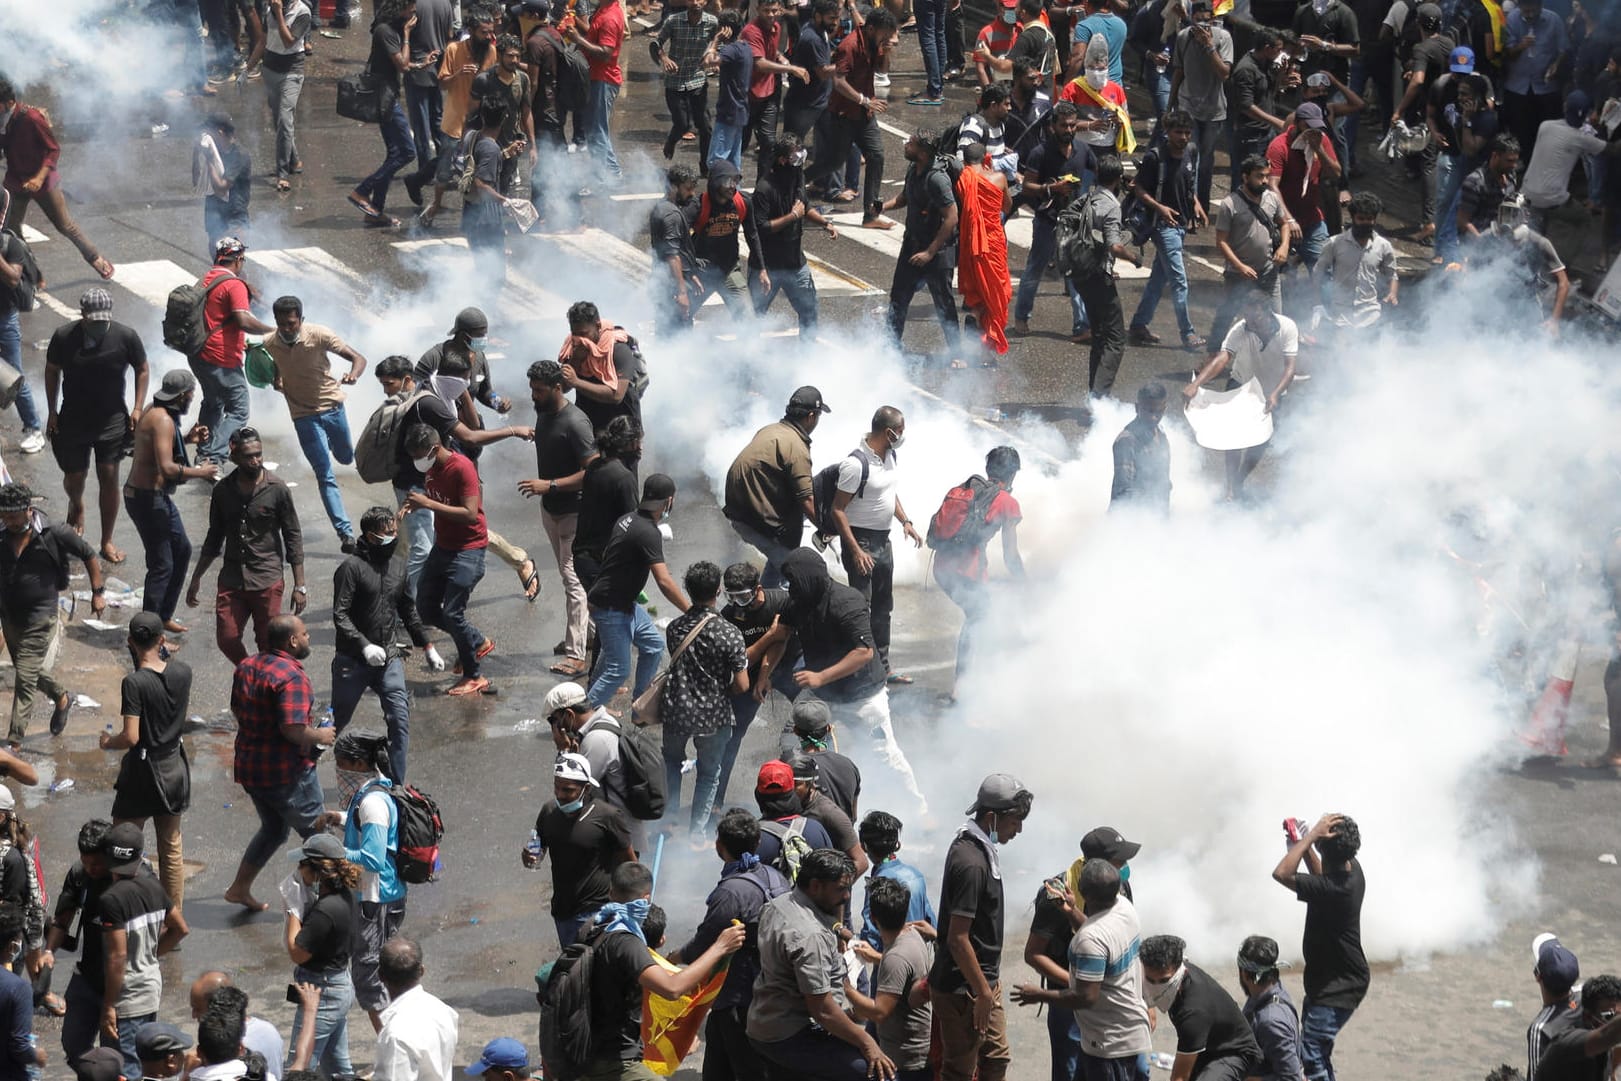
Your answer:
[522,753,636,947]
[650,165,702,334]
[1537,975,1621,1081]
[1141,934,1263,1081]
[752,135,837,331]
[46,819,112,1050]
[520,359,598,676]
[929,772,1033,1081]
[373,355,532,598]
[781,697,861,819]
[559,301,644,436]
[583,474,690,709]
[1391,5,1454,237]
[1013,102,1094,338]
[574,416,642,591]
[576,861,745,1079]
[1272,813,1368,1081]
[45,289,148,568]
[881,128,961,363]
[351,0,418,224]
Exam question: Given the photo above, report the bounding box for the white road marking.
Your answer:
[107,260,196,310]
[31,290,78,320]
[392,236,572,319]
[21,226,48,244]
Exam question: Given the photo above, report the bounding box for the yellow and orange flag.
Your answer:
[641,952,731,1076]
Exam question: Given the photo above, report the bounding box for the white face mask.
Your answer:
[1311,0,1329,12]
[432,374,469,403]
[1085,68,1108,89]
[1144,964,1186,1010]
[1001,7,1016,21]
[337,767,373,807]
[412,452,438,473]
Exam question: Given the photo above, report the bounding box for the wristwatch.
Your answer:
[91,586,106,596]
[294,586,309,595]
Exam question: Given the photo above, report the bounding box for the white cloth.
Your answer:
[194,134,224,197]
[1221,313,1298,393]
[355,789,393,903]
[192,1062,248,1081]
[1520,120,1607,208]
[244,1016,285,1081]
[374,984,461,1081]
[1184,379,1275,450]
[835,443,902,531]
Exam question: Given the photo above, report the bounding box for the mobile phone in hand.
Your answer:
[286,983,302,1005]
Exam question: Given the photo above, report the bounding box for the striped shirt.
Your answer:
[655,11,718,91]
[1527,998,1575,1081]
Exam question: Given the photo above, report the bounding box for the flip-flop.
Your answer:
[347,192,381,218]
[99,544,126,565]
[886,672,915,685]
[550,658,589,676]
[518,558,541,602]
[275,179,291,192]
[39,993,66,1017]
[447,676,490,696]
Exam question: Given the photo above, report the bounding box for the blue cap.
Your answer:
[1449,44,1475,72]
[466,1038,529,1075]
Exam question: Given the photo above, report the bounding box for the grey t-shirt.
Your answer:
[876,927,933,1070]
[1069,896,1152,1059]
[1214,188,1285,272]
[748,889,847,1044]
[1172,24,1234,120]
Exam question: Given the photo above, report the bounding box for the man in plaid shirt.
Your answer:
[652,3,719,167]
[222,614,335,912]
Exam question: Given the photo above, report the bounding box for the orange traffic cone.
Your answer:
[1520,639,1580,757]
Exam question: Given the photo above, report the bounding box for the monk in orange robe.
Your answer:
[955,141,1013,362]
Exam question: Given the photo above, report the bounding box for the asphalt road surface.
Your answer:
[5,16,1621,1080]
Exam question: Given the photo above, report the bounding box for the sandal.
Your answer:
[347,191,381,218]
[447,676,490,696]
[40,993,66,1017]
[550,658,589,676]
[517,558,541,602]
[276,178,291,192]
[363,214,402,228]
[886,672,915,685]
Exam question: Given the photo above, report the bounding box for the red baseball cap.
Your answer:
[756,760,794,795]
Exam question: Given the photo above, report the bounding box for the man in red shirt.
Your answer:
[0,77,114,281]
[973,0,1022,87]
[401,423,493,696]
[807,7,899,227]
[191,238,275,465]
[1266,102,1340,272]
[564,0,626,183]
[740,0,809,177]
[931,444,1024,704]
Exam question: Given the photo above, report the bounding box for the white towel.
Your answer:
[193,133,223,197]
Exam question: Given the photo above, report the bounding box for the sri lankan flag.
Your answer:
[1213,0,1234,13]
[642,952,731,1076]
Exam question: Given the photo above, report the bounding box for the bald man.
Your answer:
[189,972,284,1075]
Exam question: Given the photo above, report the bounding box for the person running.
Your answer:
[99,613,192,911]
[521,753,636,947]
[331,506,437,782]
[931,445,1024,704]
[185,427,307,666]
[723,386,827,587]
[44,289,148,566]
[652,0,720,165]
[0,482,106,747]
[0,77,115,282]
[125,370,218,634]
[265,295,368,551]
[189,237,275,466]
[401,424,495,696]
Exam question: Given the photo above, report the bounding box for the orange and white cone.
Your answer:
[1520,639,1580,757]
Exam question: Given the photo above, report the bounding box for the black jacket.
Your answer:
[331,539,429,662]
[780,548,886,702]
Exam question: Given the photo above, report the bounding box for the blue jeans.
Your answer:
[727,519,798,588]
[554,908,599,948]
[1190,116,1222,211]
[662,725,732,833]
[403,79,444,179]
[1015,216,1087,332]
[1131,224,1194,338]
[417,547,487,677]
[288,965,355,1078]
[186,357,248,462]
[710,120,745,171]
[357,99,416,211]
[916,0,947,96]
[1145,62,1171,120]
[1046,1000,1082,1081]
[752,264,819,329]
[393,486,434,598]
[124,488,192,621]
[1298,219,1330,271]
[241,768,325,869]
[1343,60,1366,171]
[293,406,355,540]
[62,973,153,1075]
[331,653,410,782]
[1434,152,1468,264]
[0,311,40,431]
[1300,1000,1355,1081]
[586,604,663,706]
[585,80,623,182]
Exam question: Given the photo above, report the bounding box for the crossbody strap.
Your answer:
[667,611,717,667]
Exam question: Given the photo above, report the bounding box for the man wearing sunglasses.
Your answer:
[1535,972,1621,1081]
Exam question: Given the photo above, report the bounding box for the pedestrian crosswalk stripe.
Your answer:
[109,260,196,310]
[21,226,48,245]
[392,236,574,318]
[248,247,375,311]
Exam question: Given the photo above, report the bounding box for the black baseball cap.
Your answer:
[1080,826,1141,862]
[787,386,832,417]
[640,473,676,508]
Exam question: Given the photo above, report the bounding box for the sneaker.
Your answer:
[18,430,44,454]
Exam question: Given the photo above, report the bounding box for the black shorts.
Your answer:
[52,414,132,474]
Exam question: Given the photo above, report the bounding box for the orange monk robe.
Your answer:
[955,165,1012,355]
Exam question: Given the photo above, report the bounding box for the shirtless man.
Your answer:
[124,370,219,634]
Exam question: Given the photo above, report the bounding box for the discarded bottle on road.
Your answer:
[1150,1053,1175,1070]
[47,779,74,795]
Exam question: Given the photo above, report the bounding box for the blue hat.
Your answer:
[1449,44,1475,72]
[466,1038,529,1076]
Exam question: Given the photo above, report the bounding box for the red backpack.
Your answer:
[926,475,1001,551]
[693,190,748,237]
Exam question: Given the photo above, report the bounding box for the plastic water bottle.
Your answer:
[46,779,73,795]
[525,830,544,870]
[24,1034,39,1081]
[312,706,334,758]
[1150,1052,1175,1070]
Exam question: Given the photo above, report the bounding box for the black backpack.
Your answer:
[539,925,602,1081]
[811,451,869,540]
[1055,188,1111,280]
[584,715,666,820]
[162,273,234,358]
[0,229,42,314]
[545,26,590,115]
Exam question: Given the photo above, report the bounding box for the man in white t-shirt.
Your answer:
[189,973,284,1081]
[1184,290,1298,501]
[1012,859,1151,1079]
[374,937,459,1081]
[827,406,924,684]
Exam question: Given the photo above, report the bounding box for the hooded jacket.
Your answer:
[332,537,431,663]
[692,160,764,273]
[780,548,886,701]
